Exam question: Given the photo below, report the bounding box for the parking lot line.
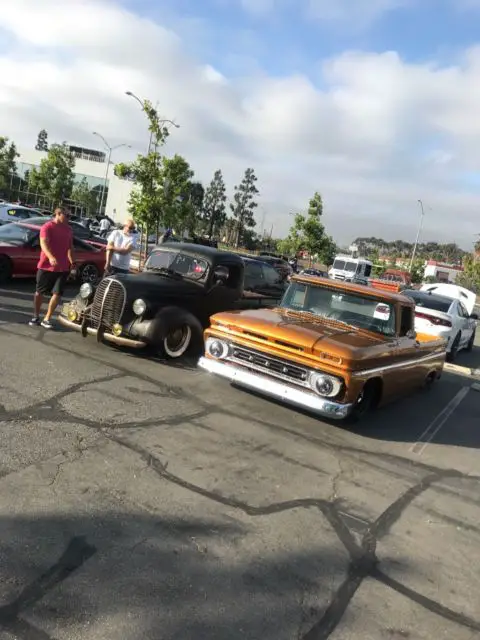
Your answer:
[410,386,470,455]
[0,305,31,318]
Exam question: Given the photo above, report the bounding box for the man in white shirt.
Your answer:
[99,216,111,237]
[105,219,137,275]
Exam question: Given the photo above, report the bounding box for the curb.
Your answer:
[444,362,480,377]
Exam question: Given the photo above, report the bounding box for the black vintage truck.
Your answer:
[59,243,286,359]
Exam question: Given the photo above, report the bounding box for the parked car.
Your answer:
[249,254,292,281]
[199,274,447,422]
[242,257,288,298]
[403,288,477,360]
[0,204,48,225]
[59,243,286,359]
[0,220,106,285]
[24,216,107,247]
[300,268,329,278]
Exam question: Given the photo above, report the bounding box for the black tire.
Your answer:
[0,255,12,285]
[465,329,476,353]
[447,332,461,362]
[347,379,381,423]
[78,263,100,284]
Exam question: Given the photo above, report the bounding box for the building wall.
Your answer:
[16,148,133,223]
[424,263,461,283]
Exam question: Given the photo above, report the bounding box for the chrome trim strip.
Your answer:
[58,317,146,348]
[351,351,446,377]
[198,356,352,420]
[227,345,310,388]
[228,353,311,387]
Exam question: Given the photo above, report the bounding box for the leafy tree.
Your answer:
[281,192,336,265]
[113,98,177,258]
[157,154,196,234]
[0,136,19,197]
[409,260,425,284]
[35,129,49,152]
[457,256,480,293]
[230,167,259,247]
[71,177,98,217]
[202,169,227,238]
[29,143,75,207]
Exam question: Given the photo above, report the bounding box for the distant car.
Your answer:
[0,220,106,285]
[300,268,329,278]
[242,257,288,298]
[249,254,292,281]
[403,288,477,361]
[0,204,47,225]
[25,216,107,247]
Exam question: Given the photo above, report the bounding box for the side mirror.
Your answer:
[213,265,229,285]
[470,313,478,320]
[406,329,417,339]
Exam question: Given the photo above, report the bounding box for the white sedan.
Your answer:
[403,288,477,361]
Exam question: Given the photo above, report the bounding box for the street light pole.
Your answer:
[409,199,425,270]
[92,132,130,217]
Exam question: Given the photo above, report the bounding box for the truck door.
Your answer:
[395,305,426,388]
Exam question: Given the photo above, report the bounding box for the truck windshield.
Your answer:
[144,250,208,281]
[333,259,357,272]
[280,281,396,336]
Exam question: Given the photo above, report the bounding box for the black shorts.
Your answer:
[36,270,70,296]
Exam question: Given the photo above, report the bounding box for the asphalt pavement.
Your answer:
[0,281,479,640]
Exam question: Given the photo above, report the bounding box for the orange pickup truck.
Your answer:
[198,275,447,421]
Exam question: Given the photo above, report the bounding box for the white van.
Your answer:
[328,255,373,286]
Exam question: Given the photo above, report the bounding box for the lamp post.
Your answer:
[409,199,425,271]
[92,132,130,217]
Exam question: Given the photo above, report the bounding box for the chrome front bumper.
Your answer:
[198,356,353,420]
[58,316,146,348]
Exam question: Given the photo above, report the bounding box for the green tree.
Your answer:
[114,98,177,257]
[0,136,19,197]
[202,169,227,238]
[230,167,259,247]
[29,143,75,207]
[35,129,49,152]
[71,177,98,217]
[457,256,480,293]
[282,192,336,265]
[157,154,196,235]
[409,260,425,284]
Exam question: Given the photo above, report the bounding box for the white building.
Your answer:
[423,260,464,283]
[12,146,134,222]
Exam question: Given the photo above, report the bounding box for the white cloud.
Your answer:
[0,0,479,248]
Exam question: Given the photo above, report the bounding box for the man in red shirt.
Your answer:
[29,207,75,329]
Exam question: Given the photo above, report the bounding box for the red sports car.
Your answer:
[0,221,106,285]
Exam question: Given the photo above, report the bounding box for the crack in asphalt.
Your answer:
[0,321,479,638]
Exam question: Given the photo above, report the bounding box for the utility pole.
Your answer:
[409,199,425,270]
[92,132,130,217]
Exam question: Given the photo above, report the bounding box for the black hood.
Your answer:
[111,271,202,299]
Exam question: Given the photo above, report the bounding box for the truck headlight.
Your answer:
[79,283,93,299]
[205,337,230,359]
[309,372,342,397]
[133,298,147,315]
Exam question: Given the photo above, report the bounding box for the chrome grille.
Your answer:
[90,278,126,330]
[230,345,309,386]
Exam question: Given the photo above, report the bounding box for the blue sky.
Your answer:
[122,0,480,73]
[1,0,479,245]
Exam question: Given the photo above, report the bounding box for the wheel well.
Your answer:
[363,377,383,408]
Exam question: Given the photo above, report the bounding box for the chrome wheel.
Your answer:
[163,325,192,358]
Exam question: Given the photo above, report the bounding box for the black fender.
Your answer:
[137,306,204,346]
